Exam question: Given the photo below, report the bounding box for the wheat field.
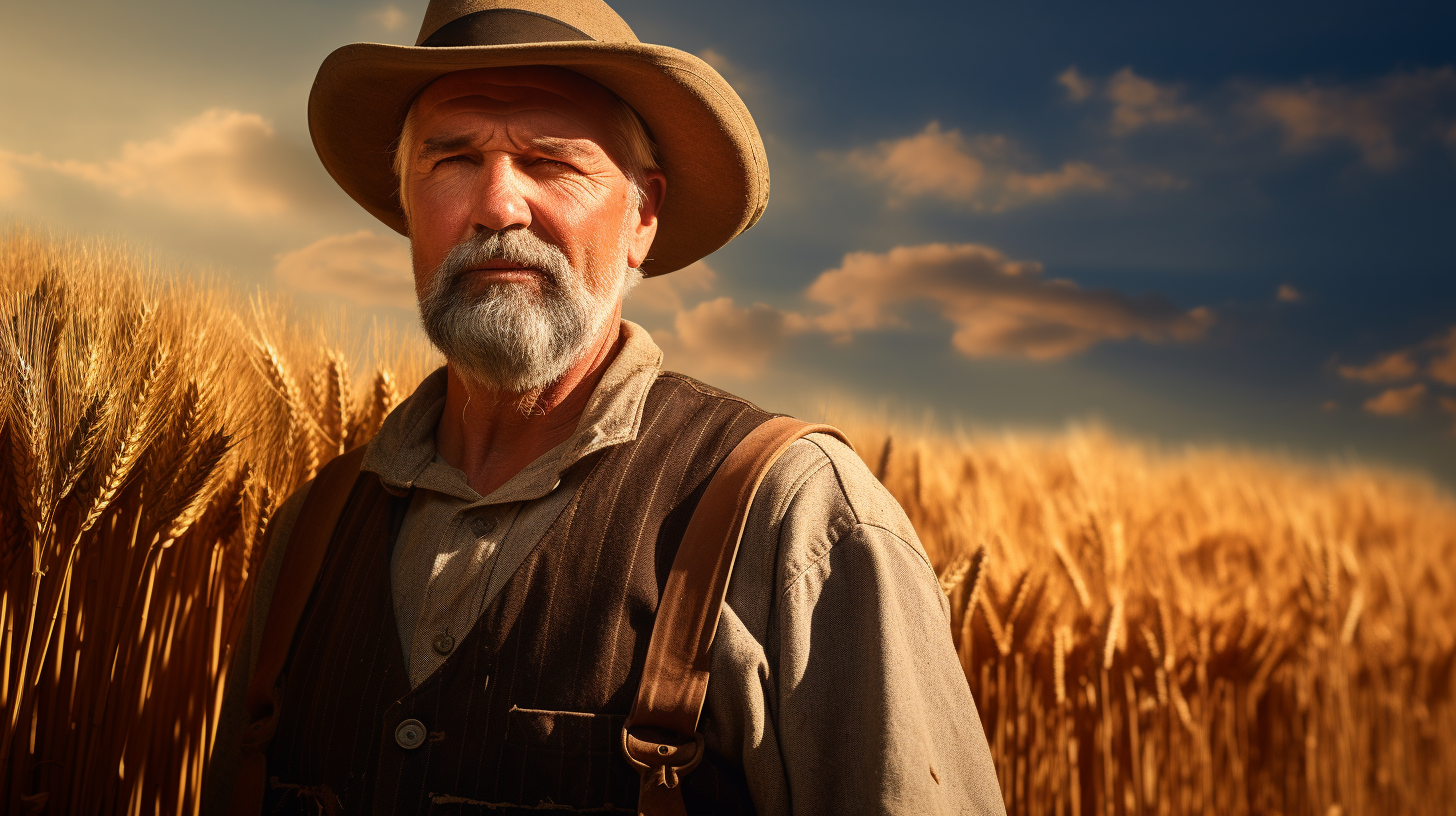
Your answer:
[1,229,1453,815]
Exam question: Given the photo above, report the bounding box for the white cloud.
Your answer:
[628,260,718,314]
[1336,327,1456,427]
[1338,351,1418,384]
[0,152,24,200]
[1338,327,1456,387]
[275,230,415,309]
[653,297,807,379]
[804,243,1214,360]
[368,5,408,32]
[1060,67,1198,134]
[1059,65,1456,171]
[1427,327,1456,386]
[1250,68,1456,168]
[1105,68,1198,135]
[3,108,307,217]
[843,123,1112,211]
[653,243,1216,375]
[1058,67,1095,103]
[1364,383,1425,417]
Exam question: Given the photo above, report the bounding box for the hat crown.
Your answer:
[415,0,640,47]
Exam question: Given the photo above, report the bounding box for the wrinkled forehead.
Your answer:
[412,66,622,132]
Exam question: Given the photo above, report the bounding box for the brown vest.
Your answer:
[264,373,768,815]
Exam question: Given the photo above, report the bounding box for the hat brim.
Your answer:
[309,41,768,276]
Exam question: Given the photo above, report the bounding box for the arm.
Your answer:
[708,435,1005,816]
[775,519,1004,815]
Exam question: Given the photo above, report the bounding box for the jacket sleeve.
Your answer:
[773,520,1005,815]
[707,434,1006,816]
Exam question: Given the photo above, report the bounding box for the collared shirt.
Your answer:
[205,321,1006,816]
[361,322,661,686]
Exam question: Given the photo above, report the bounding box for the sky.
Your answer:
[2,0,1454,485]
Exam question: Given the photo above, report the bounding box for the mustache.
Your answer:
[432,228,576,292]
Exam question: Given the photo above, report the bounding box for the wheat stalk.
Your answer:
[4,229,1456,815]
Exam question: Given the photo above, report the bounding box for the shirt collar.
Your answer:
[361,320,663,505]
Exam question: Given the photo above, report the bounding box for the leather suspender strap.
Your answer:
[622,417,851,816]
[229,444,368,816]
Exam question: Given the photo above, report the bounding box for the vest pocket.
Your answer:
[489,705,637,810]
[504,705,626,753]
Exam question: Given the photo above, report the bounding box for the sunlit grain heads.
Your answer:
[143,381,202,500]
[347,367,398,450]
[3,286,60,545]
[5,229,1456,813]
[158,430,233,545]
[55,395,105,504]
[76,342,173,534]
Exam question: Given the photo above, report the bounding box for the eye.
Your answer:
[426,154,476,172]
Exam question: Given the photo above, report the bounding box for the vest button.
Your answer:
[432,632,455,655]
[469,516,495,537]
[395,718,426,750]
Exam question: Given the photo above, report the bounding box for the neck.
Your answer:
[435,309,624,497]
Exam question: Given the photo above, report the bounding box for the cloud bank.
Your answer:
[1059,67,1198,134]
[1338,326,1456,417]
[1060,65,1456,169]
[367,5,407,31]
[275,230,415,308]
[806,243,1214,360]
[629,261,718,314]
[0,108,320,217]
[652,243,1214,377]
[1364,384,1426,417]
[1250,67,1456,168]
[1338,351,1419,384]
[655,297,809,379]
[841,123,1112,211]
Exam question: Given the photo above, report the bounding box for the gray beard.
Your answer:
[418,228,615,395]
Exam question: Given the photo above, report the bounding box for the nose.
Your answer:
[471,155,531,233]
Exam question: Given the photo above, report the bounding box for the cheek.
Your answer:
[407,181,474,265]
[546,189,634,255]
[413,174,477,229]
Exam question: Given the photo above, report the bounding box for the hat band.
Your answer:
[419,9,595,48]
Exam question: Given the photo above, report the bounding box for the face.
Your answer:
[402,66,665,392]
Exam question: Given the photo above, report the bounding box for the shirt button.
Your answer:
[469,516,495,537]
[395,718,426,750]
[432,632,455,655]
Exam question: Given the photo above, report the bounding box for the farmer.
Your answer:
[205,2,1005,814]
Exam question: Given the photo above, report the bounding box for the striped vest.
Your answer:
[264,373,769,815]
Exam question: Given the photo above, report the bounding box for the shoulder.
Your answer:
[750,431,937,594]
[759,432,923,544]
[651,371,771,419]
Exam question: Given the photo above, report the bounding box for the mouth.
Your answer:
[462,262,546,283]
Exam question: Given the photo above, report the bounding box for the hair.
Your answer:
[392,91,660,226]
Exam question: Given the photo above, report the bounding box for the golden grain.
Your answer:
[3,230,1454,814]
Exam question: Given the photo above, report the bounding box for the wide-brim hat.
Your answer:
[309,0,768,276]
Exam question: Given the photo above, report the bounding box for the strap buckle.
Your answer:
[620,727,705,789]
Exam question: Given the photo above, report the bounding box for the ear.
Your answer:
[625,170,667,270]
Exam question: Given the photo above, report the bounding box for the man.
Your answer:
[205,2,1005,814]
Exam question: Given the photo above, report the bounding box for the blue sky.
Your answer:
[2,0,1453,484]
